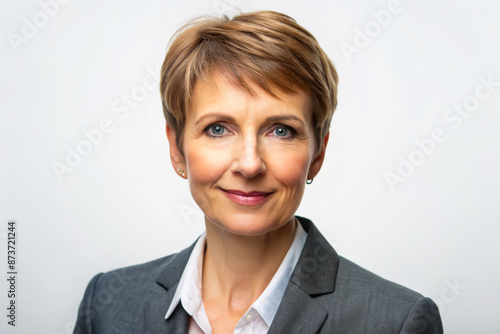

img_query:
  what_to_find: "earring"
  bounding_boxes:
[306,178,313,185]
[177,168,186,178]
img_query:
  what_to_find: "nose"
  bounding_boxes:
[231,135,266,178]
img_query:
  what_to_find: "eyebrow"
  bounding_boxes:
[266,115,305,124]
[194,113,305,126]
[194,113,235,126]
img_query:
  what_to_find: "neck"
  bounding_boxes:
[202,216,296,312]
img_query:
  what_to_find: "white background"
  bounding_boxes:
[1,0,499,333]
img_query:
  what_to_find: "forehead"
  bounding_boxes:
[187,71,312,122]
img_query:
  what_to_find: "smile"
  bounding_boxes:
[220,189,273,206]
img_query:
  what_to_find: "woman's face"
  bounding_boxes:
[167,72,328,236]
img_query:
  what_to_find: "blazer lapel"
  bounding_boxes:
[268,283,328,333]
[144,296,189,334]
[269,216,340,334]
[143,242,196,334]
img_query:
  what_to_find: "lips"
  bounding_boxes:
[220,189,272,206]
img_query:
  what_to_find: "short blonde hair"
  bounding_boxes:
[160,10,338,152]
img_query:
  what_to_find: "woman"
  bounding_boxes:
[74,11,443,334]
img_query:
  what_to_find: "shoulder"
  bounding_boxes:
[336,255,422,303]
[73,243,195,333]
[90,244,192,292]
[327,257,442,333]
[293,216,442,333]
[96,234,199,286]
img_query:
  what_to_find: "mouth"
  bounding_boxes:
[220,189,273,206]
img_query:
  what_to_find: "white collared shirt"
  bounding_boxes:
[165,220,308,334]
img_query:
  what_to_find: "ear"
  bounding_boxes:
[307,132,329,180]
[166,125,187,178]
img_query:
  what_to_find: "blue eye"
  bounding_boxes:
[274,126,288,137]
[207,124,226,137]
[273,125,295,138]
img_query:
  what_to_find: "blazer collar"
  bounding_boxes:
[290,216,339,295]
[268,216,340,333]
[143,240,198,333]
[156,241,197,291]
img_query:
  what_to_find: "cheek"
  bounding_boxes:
[185,146,230,187]
[267,148,312,186]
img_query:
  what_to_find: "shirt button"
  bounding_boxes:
[245,313,253,322]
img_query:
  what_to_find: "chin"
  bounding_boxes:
[207,212,293,237]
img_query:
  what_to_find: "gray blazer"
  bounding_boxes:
[74,216,443,333]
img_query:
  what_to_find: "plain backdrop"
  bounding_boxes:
[1,0,499,333]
